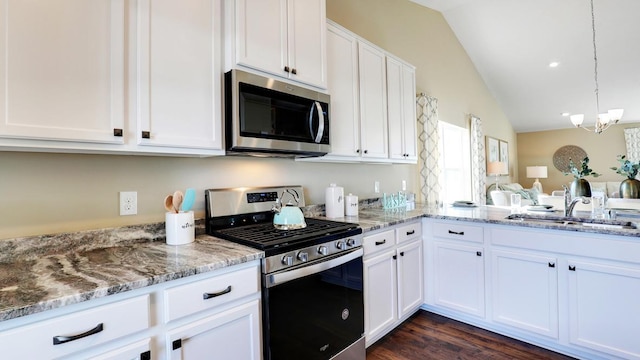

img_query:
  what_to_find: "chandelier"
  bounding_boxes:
[569,0,623,134]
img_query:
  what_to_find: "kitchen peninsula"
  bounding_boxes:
[1,205,639,359]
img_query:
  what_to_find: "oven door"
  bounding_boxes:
[263,248,364,360]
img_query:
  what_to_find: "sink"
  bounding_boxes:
[505,214,637,230]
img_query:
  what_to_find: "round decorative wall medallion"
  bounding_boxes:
[553,145,587,172]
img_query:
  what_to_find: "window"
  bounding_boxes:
[438,121,472,203]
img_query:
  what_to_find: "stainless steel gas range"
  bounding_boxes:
[205,186,365,360]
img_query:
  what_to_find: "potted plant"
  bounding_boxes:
[563,156,600,197]
[610,155,640,198]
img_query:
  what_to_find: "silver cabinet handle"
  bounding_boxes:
[203,285,232,300]
[53,323,104,345]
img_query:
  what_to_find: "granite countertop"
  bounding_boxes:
[0,223,263,323]
[2,203,639,324]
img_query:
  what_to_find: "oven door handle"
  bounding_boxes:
[265,248,363,288]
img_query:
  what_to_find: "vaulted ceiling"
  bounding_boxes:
[411,0,640,133]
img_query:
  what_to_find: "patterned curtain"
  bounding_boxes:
[470,115,486,205]
[624,128,640,162]
[417,94,440,207]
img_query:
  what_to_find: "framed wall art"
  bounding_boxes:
[486,136,499,163]
[499,140,509,171]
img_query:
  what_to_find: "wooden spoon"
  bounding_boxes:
[164,195,174,213]
[172,191,184,213]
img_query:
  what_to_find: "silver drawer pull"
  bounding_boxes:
[375,239,386,246]
[53,323,104,345]
[203,285,232,300]
[448,230,464,235]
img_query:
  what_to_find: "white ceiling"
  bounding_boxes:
[410,0,640,133]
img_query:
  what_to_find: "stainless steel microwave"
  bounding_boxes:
[224,70,330,157]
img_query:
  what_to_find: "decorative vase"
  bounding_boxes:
[570,178,591,198]
[620,178,640,199]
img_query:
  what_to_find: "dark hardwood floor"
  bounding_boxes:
[366,311,576,360]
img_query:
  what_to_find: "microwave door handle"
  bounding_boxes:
[308,101,325,143]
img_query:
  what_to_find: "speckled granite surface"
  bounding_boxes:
[0,221,263,322]
[2,202,639,324]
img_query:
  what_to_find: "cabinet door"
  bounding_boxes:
[325,23,360,157]
[287,0,327,88]
[358,42,388,159]
[388,57,417,162]
[136,0,223,152]
[567,260,640,359]
[167,299,261,360]
[397,241,424,319]
[491,250,558,339]
[433,241,485,317]
[363,249,397,345]
[0,0,125,144]
[234,0,287,77]
[401,63,417,161]
[88,339,151,360]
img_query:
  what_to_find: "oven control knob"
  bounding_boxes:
[336,240,346,250]
[317,246,328,255]
[281,255,294,266]
[347,238,356,247]
[297,251,309,262]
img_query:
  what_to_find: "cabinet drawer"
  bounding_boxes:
[431,222,483,243]
[164,265,259,322]
[363,229,396,256]
[396,222,421,244]
[0,295,149,359]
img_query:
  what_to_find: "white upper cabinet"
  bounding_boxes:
[230,0,327,89]
[0,0,126,145]
[135,0,223,153]
[325,23,360,158]
[358,41,388,160]
[302,21,416,164]
[387,56,417,163]
[0,0,225,156]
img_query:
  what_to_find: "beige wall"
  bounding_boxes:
[1,0,511,240]
[517,123,640,192]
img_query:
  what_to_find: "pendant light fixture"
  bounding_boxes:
[570,0,623,134]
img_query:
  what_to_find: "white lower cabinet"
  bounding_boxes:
[166,299,261,360]
[0,295,150,359]
[491,249,558,339]
[427,221,485,318]
[425,218,640,360]
[0,261,261,360]
[567,259,640,359]
[363,247,397,344]
[433,241,485,317]
[363,221,423,347]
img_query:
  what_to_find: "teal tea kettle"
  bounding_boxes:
[272,189,307,230]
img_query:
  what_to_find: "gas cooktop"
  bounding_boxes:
[210,217,361,256]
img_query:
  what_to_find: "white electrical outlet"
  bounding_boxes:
[402,180,407,191]
[119,191,137,216]
[374,181,380,193]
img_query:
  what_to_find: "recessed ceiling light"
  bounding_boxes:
[561,112,570,117]
[549,62,560,68]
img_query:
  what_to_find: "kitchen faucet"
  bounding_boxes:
[563,185,590,217]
